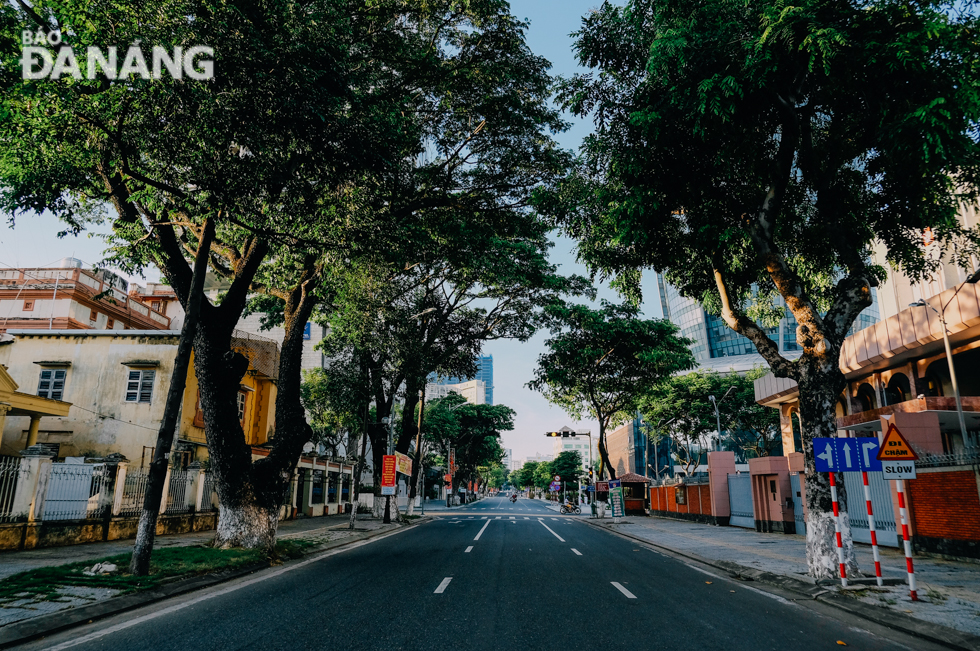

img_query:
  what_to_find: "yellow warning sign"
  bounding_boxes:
[876,423,919,461]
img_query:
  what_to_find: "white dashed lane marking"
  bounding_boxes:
[474,519,491,541]
[611,582,636,599]
[539,521,566,542]
[465,546,473,553]
[435,578,453,594]
[571,548,583,556]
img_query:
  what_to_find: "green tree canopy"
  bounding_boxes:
[528,301,695,479]
[547,0,980,578]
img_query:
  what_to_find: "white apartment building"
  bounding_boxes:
[424,379,486,405]
[552,433,597,473]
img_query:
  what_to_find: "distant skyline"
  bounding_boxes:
[0,0,663,464]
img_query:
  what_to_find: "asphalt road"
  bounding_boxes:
[20,497,942,651]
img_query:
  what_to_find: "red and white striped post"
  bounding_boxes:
[828,471,847,588]
[861,471,883,586]
[895,478,918,601]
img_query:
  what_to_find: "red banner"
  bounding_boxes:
[381,455,397,488]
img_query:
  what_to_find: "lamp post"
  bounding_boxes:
[643,417,677,481]
[708,386,736,453]
[910,298,969,442]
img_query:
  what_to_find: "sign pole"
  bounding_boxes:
[895,478,918,601]
[828,471,847,588]
[861,470,883,587]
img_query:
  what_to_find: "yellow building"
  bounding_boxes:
[0,329,278,464]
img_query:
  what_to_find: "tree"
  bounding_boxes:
[549,0,980,577]
[512,461,540,492]
[0,0,423,556]
[551,451,584,487]
[528,301,696,479]
[641,368,783,475]
[423,395,514,504]
[1,0,565,551]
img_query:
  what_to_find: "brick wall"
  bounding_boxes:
[908,470,980,542]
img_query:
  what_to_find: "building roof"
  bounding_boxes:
[7,329,181,337]
[615,472,651,484]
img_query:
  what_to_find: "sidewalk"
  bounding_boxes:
[0,513,398,630]
[589,514,980,639]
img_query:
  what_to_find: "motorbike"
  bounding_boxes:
[559,502,582,515]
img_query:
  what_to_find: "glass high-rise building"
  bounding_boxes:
[657,274,879,364]
[427,354,494,404]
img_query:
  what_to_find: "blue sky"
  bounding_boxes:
[0,0,661,463]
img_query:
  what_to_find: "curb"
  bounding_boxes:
[0,519,418,649]
[584,519,980,651]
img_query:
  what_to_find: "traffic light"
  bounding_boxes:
[588,469,594,481]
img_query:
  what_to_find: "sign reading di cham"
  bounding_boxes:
[381,455,397,496]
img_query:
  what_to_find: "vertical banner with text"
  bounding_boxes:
[381,455,397,496]
[608,479,625,518]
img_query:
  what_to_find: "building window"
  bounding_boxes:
[37,369,66,400]
[89,309,98,322]
[125,369,155,403]
[151,301,161,311]
[107,318,114,329]
[237,392,247,422]
[23,300,34,311]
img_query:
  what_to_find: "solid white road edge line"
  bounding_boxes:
[465,546,473,553]
[42,524,415,651]
[434,577,453,594]
[539,520,566,542]
[474,519,491,541]
[571,548,583,556]
[611,582,637,599]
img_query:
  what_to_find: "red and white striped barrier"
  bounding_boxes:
[828,471,847,588]
[861,470,883,587]
[895,478,918,601]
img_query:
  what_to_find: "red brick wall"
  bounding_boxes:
[908,471,980,541]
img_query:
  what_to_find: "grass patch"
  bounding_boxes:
[401,514,423,521]
[0,542,308,605]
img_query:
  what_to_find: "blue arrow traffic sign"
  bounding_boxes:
[814,438,836,472]
[813,437,883,472]
[856,437,882,472]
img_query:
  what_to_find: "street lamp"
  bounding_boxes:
[642,416,676,481]
[910,298,969,442]
[708,386,735,453]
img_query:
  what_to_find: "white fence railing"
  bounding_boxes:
[0,456,30,523]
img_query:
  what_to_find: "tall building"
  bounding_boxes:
[427,354,494,404]
[656,274,879,371]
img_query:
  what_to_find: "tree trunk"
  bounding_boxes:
[797,370,859,579]
[214,502,279,549]
[597,422,616,480]
[130,219,214,575]
[349,422,368,530]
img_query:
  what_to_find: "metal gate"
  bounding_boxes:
[790,473,806,536]
[727,474,754,528]
[843,471,898,547]
[42,462,97,521]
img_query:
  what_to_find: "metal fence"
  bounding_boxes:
[201,472,219,512]
[118,468,150,517]
[164,470,192,514]
[0,456,29,523]
[917,450,980,469]
[41,462,111,521]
